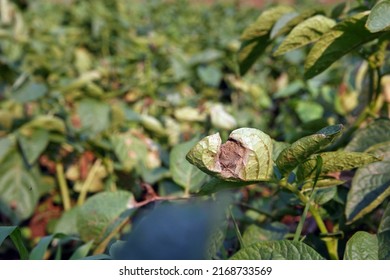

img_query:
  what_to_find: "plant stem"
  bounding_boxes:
[56,162,71,211]
[280,179,339,260]
[77,158,102,206]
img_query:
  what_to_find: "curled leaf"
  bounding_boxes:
[186,128,273,182]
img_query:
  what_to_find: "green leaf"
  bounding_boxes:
[0,226,29,260]
[69,240,94,260]
[271,8,322,38]
[29,235,55,260]
[276,124,343,175]
[17,128,49,165]
[304,12,384,79]
[272,140,290,162]
[274,15,336,56]
[53,206,80,236]
[186,128,273,182]
[0,136,14,163]
[378,202,390,259]
[346,141,390,223]
[76,98,110,135]
[0,152,40,224]
[170,137,208,192]
[270,12,299,39]
[25,115,66,134]
[197,65,222,87]
[239,6,295,75]
[12,81,47,103]
[242,223,289,246]
[295,100,324,123]
[344,231,378,260]
[77,191,133,244]
[110,132,148,172]
[297,151,380,180]
[198,178,253,195]
[230,240,324,260]
[345,119,390,152]
[366,0,390,33]
[140,115,167,137]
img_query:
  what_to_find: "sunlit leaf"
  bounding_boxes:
[366,0,390,33]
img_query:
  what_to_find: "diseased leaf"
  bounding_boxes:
[378,202,390,259]
[304,12,384,79]
[77,191,133,244]
[344,231,378,260]
[366,0,390,33]
[297,151,380,180]
[346,141,390,223]
[276,124,343,175]
[230,240,324,260]
[170,137,208,192]
[239,6,295,75]
[186,128,273,182]
[345,119,390,152]
[274,15,336,56]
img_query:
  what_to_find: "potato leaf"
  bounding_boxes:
[366,0,390,33]
[346,141,390,223]
[344,231,378,260]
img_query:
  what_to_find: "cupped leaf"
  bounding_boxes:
[304,12,384,79]
[77,191,134,244]
[276,124,343,175]
[170,137,209,192]
[346,141,390,223]
[230,240,324,260]
[297,151,380,180]
[344,231,378,260]
[378,202,390,259]
[366,0,390,33]
[345,118,390,152]
[186,128,273,182]
[274,15,336,56]
[239,6,295,75]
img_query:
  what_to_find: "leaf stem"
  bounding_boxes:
[77,158,102,206]
[280,179,339,259]
[56,162,71,211]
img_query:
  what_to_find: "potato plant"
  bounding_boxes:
[0,0,390,260]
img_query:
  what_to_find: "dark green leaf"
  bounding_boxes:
[170,137,208,192]
[0,226,29,260]
[346,141,390,223]
[77,191,133,244]
[344,231,378,260]
[230,240,324,260]
[378,202,390,259]
[345,119,390,152]
[304,12,384,79]
[29,235,55,260]
[274,15,335,56]
[239,6,295,75]
[276,124,343,175]
[366,0,390,33]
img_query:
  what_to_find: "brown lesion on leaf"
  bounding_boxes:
[218,138,247,179]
